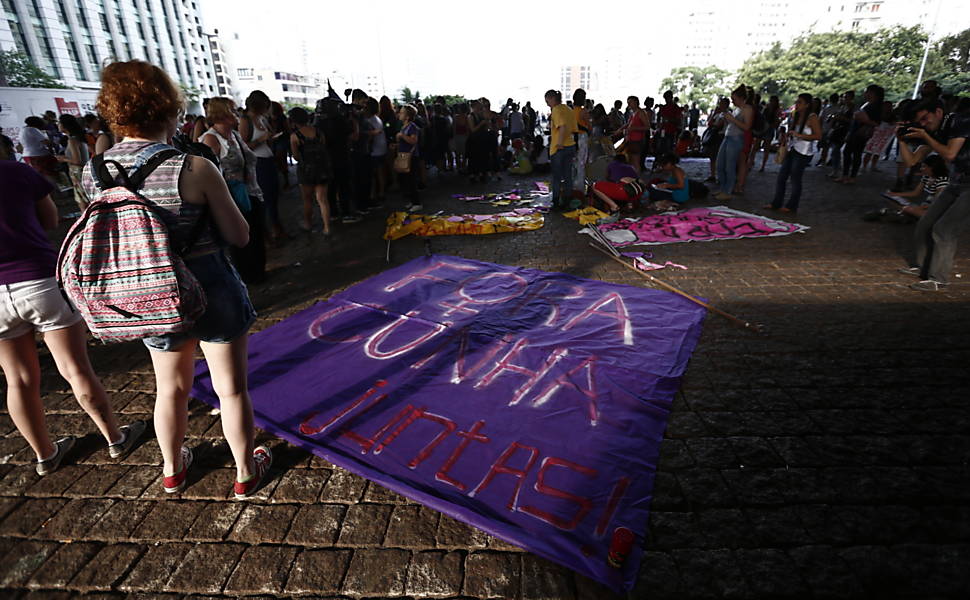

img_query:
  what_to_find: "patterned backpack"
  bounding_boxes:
[56,148,208,343]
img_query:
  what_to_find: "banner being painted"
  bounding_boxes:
[594,205,809,247]
[191,256,706,591]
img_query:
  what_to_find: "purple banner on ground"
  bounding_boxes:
[595,206,809,247]
[191,255,706,591]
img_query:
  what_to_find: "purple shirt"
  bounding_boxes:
[0,161,56,285]
[607,161,638,182]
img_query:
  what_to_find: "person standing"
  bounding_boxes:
[366,98,388,207]
[619,96,650,174]
[898,99,970,291]
[836,85,883,184]
[703,97,730,182]
[56,114,90,211]
[84,61,271,497]
[546,89,577,209]
[713,85,753,201]
[1,136,145,476]
[240,91,285,240]
[817,93,841,167]
[395,104,422,212]
[688,103,700,133]
[19,117,58,182]
[572,88,591,191]
[288,107,332,236]
[657,91,682,156]
[200,97,267,284]
[757,95,782,172]
[768,93,821,213]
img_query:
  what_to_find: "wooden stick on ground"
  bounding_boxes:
[589,242,765,333]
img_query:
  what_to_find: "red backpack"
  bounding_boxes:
[57,148,208,342]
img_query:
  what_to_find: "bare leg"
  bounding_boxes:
[300,185,314,230]
[593,188,620,212]
[760,141,770,171]
[315,184,331,235]
[0,332,54,460]
[149,342,197,475]
[43,322,121,444]
[200,336,255,482]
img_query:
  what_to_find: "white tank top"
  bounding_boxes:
[789,115,817,156]
[249,115,274,158]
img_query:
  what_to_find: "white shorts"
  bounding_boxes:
[0,277,82,340]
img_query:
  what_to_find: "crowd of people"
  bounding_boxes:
[1,58,968,489]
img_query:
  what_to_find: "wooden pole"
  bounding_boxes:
[589,242,764,333]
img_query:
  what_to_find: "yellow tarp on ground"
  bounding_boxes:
[384,211,545,240]
[563,206,612,225]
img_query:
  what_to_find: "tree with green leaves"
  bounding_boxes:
[0,50,67,88]
[925,27,970,96]
[399,86,421,104]
[659,65,733,111]
[738,26,930,102]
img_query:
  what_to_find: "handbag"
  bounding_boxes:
[394,124,414,173]
[226,179,252,213]
[775,141,788,164]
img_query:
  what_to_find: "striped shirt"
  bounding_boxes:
[921,175,948,204]
[81,140,218,259]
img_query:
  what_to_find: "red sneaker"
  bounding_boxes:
[162,446,193,493]
[233,446,273,499]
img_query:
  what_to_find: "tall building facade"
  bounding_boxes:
[0,0,218,92]
[560,65,593,99]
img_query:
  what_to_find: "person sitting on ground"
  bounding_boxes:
[591,154,643,213]
[0,133,147,476]
[508,138,532,175]
[675,129,692,156]
[864,154,949,223]
[530,137,550,174]
[647,152,689,211]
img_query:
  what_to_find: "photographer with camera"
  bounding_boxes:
[897,98,970,291]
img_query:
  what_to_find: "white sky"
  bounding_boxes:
[201,0,970,108]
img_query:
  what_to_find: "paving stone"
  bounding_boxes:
[736,548,808,598]
[25,541,101,589]
[787,545,864,598]
[521,553,576,600]
[68,543,146,591]
[675,469,736,507]
[0,541,59,586]
[160,542,245,594]
[178,466,233,500]
[342,548,410,596]
[285,503,345,547]
[130,500,206,541]
[85,500,154,541]
[103,465,158,498]
[117,543,192,591]
[463,552,521,599]
[0,498,68,537]
[631,551,683,598]
[24,465,91,497]
[62,464,129,497]
[363,480,412,504]
[0,466,40,496]
[35,498,115,540]
[671,549,748,599]
[436,514,488,549]
[224,544,300,595]
[384,504,440,548]
[685,438,739,469]
[405,550,463,597]
[270,468,329,503]
[574,572,625,600]
[720,468,787,505]
[657,439,695,470]
[742,507,813,546]
[227,503,299,544]
[283,548,353,595]
[319,466,366,503]
[336,503,393,546]
[183,501,244,542]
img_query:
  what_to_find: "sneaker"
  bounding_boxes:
[234,446,273,499]
[405,203,424,212]
[341,215,363,224]
[712,192,733,201]
[897,266,920,277]
[162,446,193,493]
[910,279,947,291]
[108,420,147,459]
[36,436,76,476]
[862,208,888,222]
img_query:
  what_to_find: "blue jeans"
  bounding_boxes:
[550,145,576,207]
[772,149,812,211]
[716,135,743,195]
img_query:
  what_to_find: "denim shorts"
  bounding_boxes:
[143,251,256,352]
[0,277,82,340]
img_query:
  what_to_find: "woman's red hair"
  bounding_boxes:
[96,60,183,138]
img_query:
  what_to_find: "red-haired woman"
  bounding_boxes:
[82,61,271,498]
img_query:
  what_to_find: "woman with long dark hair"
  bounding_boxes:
[240,90,285,240]
[768,93,821,213]
[836,84,883,184]
[56,114,90,211]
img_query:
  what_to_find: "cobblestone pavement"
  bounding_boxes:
[1,156,968,599]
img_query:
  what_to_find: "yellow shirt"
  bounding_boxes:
[573,106,590,133]
[550,104,577,155]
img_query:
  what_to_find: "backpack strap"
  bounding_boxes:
[127,148,182,190]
